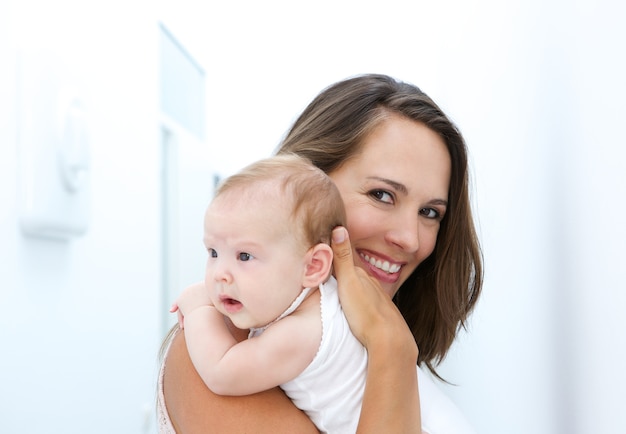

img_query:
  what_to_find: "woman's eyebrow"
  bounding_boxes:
[367,176,449,207]
[429,198,449,208]
[367,176,408,194]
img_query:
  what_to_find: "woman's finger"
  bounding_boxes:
[332,226,380,342]
[331,226,354,273]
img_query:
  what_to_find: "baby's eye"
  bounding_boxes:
[238,252,254,261]
[369,189,394,204]
[208,248,218,258]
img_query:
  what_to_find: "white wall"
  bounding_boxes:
[2,0,625,433]
[1,1,163,432]
[434,3,626,434]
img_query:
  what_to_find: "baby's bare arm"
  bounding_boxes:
[183,297,321,396]
[163,330,320,434]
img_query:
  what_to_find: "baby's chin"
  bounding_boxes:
[227,318,250,331]
[229,318,262,331]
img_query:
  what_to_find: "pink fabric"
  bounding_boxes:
[157,331,177,434]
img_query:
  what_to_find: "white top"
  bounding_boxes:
[254,277,366,433]
[157,277,476,433]
[418,367,477,434]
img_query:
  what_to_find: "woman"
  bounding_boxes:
[159,74,483,433]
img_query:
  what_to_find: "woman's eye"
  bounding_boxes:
[208,248,218,258]
[238,252,254,261]
[420,208,440,219]
[369,189,394,204]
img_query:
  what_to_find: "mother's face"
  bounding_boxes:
[329,114,451,298]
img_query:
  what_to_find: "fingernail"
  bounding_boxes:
[332,227,346,243]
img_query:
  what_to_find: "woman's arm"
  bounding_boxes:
[163,329,320,434]
[331,227,421,433]
[360,324,420,433]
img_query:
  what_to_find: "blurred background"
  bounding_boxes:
[1,0,625,432]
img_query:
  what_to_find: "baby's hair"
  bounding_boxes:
[214,154,347,248]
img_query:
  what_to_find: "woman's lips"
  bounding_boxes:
[359,252,401,273]
[358,251,402,284]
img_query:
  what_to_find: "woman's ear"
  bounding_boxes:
[302,243,333,288]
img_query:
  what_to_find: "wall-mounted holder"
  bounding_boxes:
[17,50,90,241]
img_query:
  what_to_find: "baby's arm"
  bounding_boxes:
[173,286,320,396]
[162,329,320,434]
[170,282,213,328]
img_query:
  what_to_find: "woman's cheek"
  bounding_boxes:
[344,202,377,240]
[418,228,438,263]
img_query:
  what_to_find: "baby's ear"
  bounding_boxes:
[302,243,333,288]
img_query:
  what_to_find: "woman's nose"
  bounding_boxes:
[385,211,420,253]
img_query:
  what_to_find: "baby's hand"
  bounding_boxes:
[170,282,212,329]
[169,302,185,329]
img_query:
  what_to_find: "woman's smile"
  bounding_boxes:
[358,251,404,285]
[359,252,402,274]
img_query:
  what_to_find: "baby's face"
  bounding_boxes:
[202,190,309,330]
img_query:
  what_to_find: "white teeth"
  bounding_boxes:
[361,254,401,274]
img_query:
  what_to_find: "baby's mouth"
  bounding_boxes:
[224,297,240,305]
[219,295,243,313]
[359,253,401,274]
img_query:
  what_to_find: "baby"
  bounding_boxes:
[171,154,368,433]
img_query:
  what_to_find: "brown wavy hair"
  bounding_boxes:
[276,73,483,375]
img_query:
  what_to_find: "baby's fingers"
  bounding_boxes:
[177,310,184,329]
[169,303,184,329]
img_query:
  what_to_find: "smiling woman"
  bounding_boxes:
[160,73,483,434]
[278,74,482,373]
[327,114,451,298]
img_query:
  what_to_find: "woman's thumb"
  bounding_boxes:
[331,226,354,271]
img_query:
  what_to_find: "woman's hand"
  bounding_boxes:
[331,226,421,433]
[330,226,415,351]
